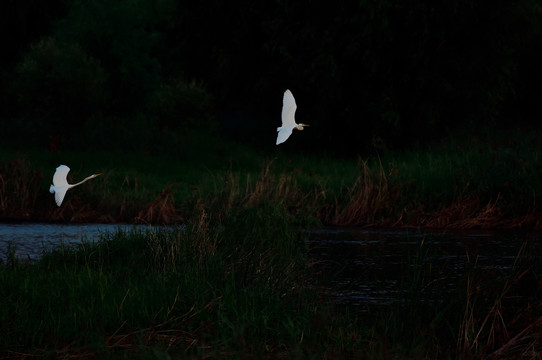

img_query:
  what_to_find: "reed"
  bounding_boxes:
[135,183,179,224]
[410,194,504,229]
[0,203,366,358]
[0,158,43,220]
[190,159,325,228]
[330,159,401,226]
[457,241,542,358]
[3,214,542,357]
[3,127,542,228]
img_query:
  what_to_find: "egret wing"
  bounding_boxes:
[281,90,297,127]
[54,187,69,206]
[53,165,70,187]
[276,126,294,145]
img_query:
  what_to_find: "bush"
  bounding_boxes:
[14,37,109,134]
[147,77,213,130]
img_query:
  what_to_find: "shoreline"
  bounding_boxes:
[1,205,541,231]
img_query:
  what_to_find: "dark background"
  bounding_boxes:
[1,0,541,156]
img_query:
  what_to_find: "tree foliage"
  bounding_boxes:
[1,0,541,154]
[15,37,108,129]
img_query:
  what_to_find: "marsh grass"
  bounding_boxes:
[193,159,326,229]
[2,213,542,358]
[409,194,504,229]
[2,127,542,228]
[0,158,43,220]
[457,240,542,359]
[135,183,179,224]
[2,129,542,357]
[330,159,401,226]
[0,204,366,358]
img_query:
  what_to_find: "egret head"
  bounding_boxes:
[296,123,309,131]
[92,173,103,178]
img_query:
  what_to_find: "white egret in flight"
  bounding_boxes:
[49,165,102,206]
[276,89,309,145]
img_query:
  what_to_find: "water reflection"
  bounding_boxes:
[0,223,149,262]
[308,228,541,307]
[1,223,540,308]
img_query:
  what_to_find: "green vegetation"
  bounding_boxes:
[0,205,356,358]
[2,201,542,358]
[2,0,542,154]
[2,127,542,229]
[2,1,542,357]
[2,126,542,358]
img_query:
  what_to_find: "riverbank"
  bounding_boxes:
[3,127,542,357]
[2,203,542,358]
[0,206,362,358]
[2,128,542,230]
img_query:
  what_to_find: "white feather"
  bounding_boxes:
[54,188,69,207]
[50,165,71,206]
[52,165,70,188]
[281,89,297,127]
[276,127,294,145]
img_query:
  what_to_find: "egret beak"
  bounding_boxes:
[95,173,103,177]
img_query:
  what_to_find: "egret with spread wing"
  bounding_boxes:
[276,89,309,145]
[49,165,102,206]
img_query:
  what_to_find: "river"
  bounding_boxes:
[1,223,540,307]
[308,227,541,307]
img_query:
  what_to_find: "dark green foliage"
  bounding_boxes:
[2,0,542,154]
[53,0,165,112]
[14,37,109,130]
[0,206,354,357]
[147,77,213,130]
[2,126,542,227]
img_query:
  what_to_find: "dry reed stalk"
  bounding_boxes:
[213,160,308,217]
[504,211,542,230]
[244,159,273,207]
[205,169,243,221]
[32,306,210,359]
[0,173,7,211]
[242,159,301,208]
[412,195,503,229]
[222,169,241,214]
[458,274,477,357]
[0,158,42,220]
[148,207,216,270]
[332,160,399,226]
[192,209,219,264]
[245,173,300,207]
[458,244,542,358]
[105,297,222,356]
[135,183,178,224]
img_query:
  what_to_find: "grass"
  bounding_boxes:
[3,127,542,229]
[0,205,365,358]
[2,181,542,357]
[456,239,542,359]
[4,212,541,358]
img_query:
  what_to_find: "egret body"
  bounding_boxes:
[49,165,102,206]
[276,89,309,145]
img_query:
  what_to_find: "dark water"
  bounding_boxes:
[308,228,542,307]
[0,223,151,262]
[1,223,540,307]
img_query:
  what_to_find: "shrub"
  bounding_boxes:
[14,37,109,134]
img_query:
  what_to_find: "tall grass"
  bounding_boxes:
[330,159,401,226]
[2,129,542,357]
[2,127,542,228]
[1,204,362,358]
[0,158,43,220]
[2,209,542,357]
[457,240,542,359]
